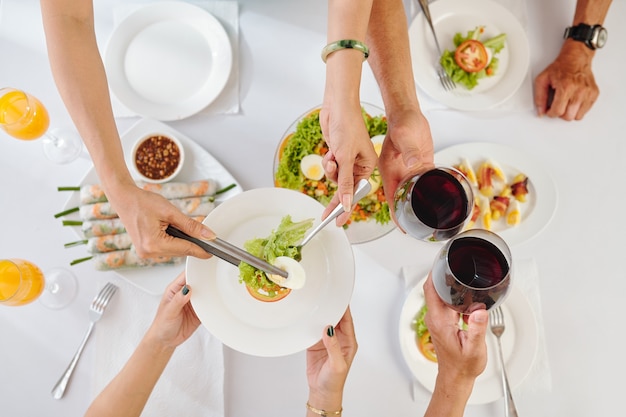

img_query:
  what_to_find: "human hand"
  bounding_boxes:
[534,42,599,121]
[110,184,215,259]
[146,272,200,350]
[306,307,358,411]
[319,102,378,226]
[378,108,434,224]
[423,274,488,385]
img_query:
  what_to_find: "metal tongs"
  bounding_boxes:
[166,225,289,278]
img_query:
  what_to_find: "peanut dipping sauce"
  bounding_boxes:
[134,135,181,180]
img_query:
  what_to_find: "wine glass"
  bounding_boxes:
[393,166,474,241]
[0,87,83,164]
[431,229,512,314]
[0,258,78,309]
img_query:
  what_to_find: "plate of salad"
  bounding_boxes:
[186,187,354,357]
[408,0,530,110]
[398,276,538,404]
[273,103,395,244]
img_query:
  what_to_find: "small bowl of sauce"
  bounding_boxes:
[132,133,184,183]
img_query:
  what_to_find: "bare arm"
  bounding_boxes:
[40,0,131,191]
[367,0,434,223]
[40,0,215,258]
[422,275,488,417]
[320,0,377,225]
[534,0,612,120]
[85,273,200,417]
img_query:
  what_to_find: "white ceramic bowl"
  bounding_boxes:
[131,132,185,183]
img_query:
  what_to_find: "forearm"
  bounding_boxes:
[325,0,374,106]
[423,374,475,417]
[366,0,421,119]
[41,0,134,194]
[85,330,175,417]
[560,0,612,64]
[572,0,612,24]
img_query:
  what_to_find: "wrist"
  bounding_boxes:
[307,390,343,415]
[143,325,178,356]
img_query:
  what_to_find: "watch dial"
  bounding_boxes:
[597,28,608,48]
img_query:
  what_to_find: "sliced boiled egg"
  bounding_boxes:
[268,256,306,290]
[370,135,385,156]
[300,154,325,181]
[366,135,386,196]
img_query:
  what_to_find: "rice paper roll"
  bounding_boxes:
[86,233,133,254]
[78,179,218,205]
[92,247,184,270]
[80,218,127,238]
[79,196,214,221]
[78,216,206,238]
[168,196,216,216]
[79,202,117,220]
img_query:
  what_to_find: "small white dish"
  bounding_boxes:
[131,132,185,184]
[104,1,233,120]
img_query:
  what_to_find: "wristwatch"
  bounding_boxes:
[563,23,608,50]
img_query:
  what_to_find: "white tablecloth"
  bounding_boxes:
[1,0,626,416]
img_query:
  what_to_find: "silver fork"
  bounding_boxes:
[416,0,456,91]
[51,282,118,399]
[489,306,519,417]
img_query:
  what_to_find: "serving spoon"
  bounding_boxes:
[292,178,371,261]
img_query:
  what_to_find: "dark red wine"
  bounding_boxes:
[432,235,511,312]
[449,237,509,288]
[412,169,469,230]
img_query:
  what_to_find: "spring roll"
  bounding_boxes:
[79,196,215,221]
[75,216,207,238]
[92,247,184,271]
[77,179,218,205]
[86,233,133,254]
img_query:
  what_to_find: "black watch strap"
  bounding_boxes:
[564,23,601,50]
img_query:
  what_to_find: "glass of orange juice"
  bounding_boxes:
[0,259,78,309]
[0,87,82,164]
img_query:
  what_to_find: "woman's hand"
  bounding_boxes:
[110,184,216,259]
[306,307,358,412]
[319,102,378,226]
[146,272,201,350]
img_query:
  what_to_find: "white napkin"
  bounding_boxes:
[401,257,552,403]
[92,275,225,417]
[109,0,240,118]
[406,0,535,114]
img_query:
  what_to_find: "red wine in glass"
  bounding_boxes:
[394,167,474,241]
[432,229,512,314]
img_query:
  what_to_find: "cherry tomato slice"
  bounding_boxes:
[454,40,489,73]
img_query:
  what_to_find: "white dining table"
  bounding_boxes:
[1,0,625,416]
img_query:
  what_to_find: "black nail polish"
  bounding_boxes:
[327,325,335,337]
[182,285,189,295]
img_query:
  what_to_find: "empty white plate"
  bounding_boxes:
[105,1,232,120]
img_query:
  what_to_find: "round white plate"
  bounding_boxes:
[273,102,396,244]
[435,142,557,246]
[61,118,241,295]
[409,0,530,110]
[104,1,232,120]
[399,277,538,404]
[186,188,355,357]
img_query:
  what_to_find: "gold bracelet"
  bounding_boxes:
[306,402,342,416]
[321,39,369,63]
